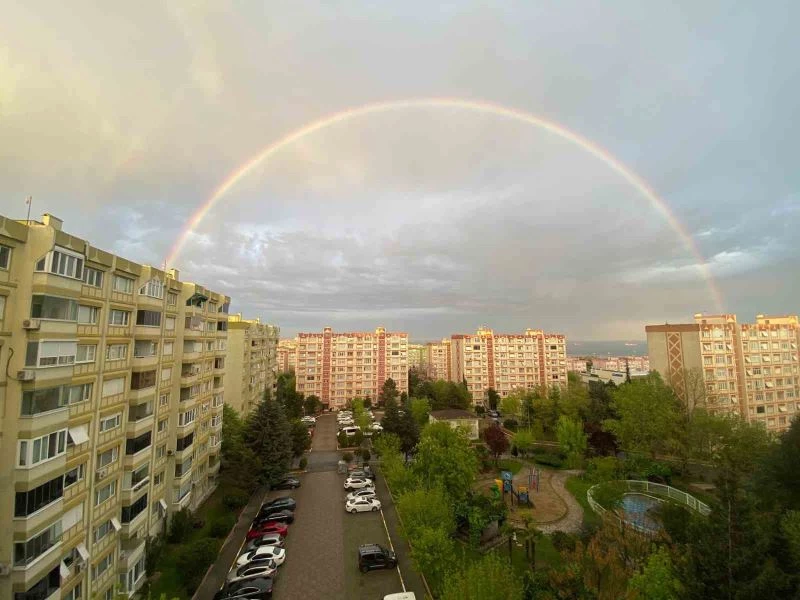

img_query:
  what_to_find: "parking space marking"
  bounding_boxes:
[379,508,406,593]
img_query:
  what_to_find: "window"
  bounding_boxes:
[126,431,152,455]
[15,567,60,600]
[102,377,125,397]
[0,244,10,269]
[77,305,99,324]
[26,340,77,367]
[156,444,166,459]
[83,267,103,288]
[134,339,158,357]
[139,279,164,299]
[112,274,134,293]
[14,475,64,517]
[67,383,92,404]
[131,370,156,390]
[122,493,148,523]
[159,393,170,407]
[165,316,176,330]
[175,457,193,477]
[161,367,172,381]
[63,464,85,488]
[93,551,113,579]
[18,430,67,467]
[158,418,169,433]
[30,295,78,320]
[76,344,96,363]
[126,555,147,592]
[63,582,82,600]
[178,408,197,426]
[14,521,62,566]
[97,446,119,468]
[35,247,84,280]
[109,309,130,326]
[163,341,174,356]
[106,343,128,360]
[94,481,117,506]
[99,413,121,433]
[176,432,193,451]
[21,386,68,416]
[167,292,177,306]
[136,309,162,327]
[154,471,164,486]
[93,519,114,543]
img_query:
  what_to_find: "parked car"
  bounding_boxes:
[487,410,501,419]
[237,546,286,567]
[346,488,377,502]
[253,510,294,526]
[301,415,316,424]
[216,577,274,599]
[226,562,278,584]
[273,477,301,490]
[370,423,384,432]
[261,497,296,511]
[358,544,397,573]
[258,502,295,517]
[244,534,285,552]
[348,467,375,480]
[344,477,373,490]
[340,426,360,436]
[346,497,382,513]
[246,523,288,540]
[384,594,417,600]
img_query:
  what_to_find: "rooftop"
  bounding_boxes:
[430,409,476,420]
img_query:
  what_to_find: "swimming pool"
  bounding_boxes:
[620,493,663,532]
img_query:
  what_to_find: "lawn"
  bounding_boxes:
[564,476,602,529]
[497,458,524,475]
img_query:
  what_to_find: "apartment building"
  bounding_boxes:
[0,213,229,600]
[426,339,452,381]
[647,313,800,432]
[224,314,279,416]
[294,327,408,408]
[407,344,426,371]
[450,327,568,405]
[276,339,297,373]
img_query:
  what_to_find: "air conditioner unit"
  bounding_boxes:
[22,319,40,330]
[96,468,108,480]
[166,450,174,456]
[17,370,35,382]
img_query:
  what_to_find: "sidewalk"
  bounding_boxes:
[192,486,269,600]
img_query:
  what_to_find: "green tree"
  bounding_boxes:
[220,404,259,492]
[604,373,680,458]
[627,547,683,600]
[351,397,371,431]
[500,391,522,418]
[556,416,588,468]
[440,553,524,600]
[289,419,311,457]
[398,407,421,455]
[397,486,456,535]
[379,377,399,406]
[512,428,535,458]
[412,422,478,502]
[303,394,321,416]
[487,387,500,410]
[175,538,219,592]
[243,390,293,485]
[276,371,303,420]
[381,395,403,438]
[410,526,456,594]
[410,397,431,426]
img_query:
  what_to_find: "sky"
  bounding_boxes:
[1,1,798,341]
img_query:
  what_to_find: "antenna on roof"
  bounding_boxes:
[25,196,32,225]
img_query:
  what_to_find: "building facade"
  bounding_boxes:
[426,339,452,381]
[407,344,426,371]
[294,327,408,408]
[0,214,229,600]
[276,339,297,373]
[450,327,568,405]
[224,314,279,416]
[647,313,800,432]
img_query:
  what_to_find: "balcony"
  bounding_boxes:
[12,498,64,538]
[121,509,148,539]
[208,461,220,476]
[18,408,69,437]
[32,271,83,295]
[128,386,156,403]
[132,353,159,369]
[180,369,200,387]
[119,537,146,569]
[15,456,67,488]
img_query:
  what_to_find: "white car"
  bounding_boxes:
[301,416,316,423]
[346,488,377,502]
[236,546,286,567]
[344,477,373,490]
[226,562,277,584]
[346,497,382,513]
[370,423,384,432]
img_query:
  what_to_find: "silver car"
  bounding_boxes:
[226,561,277,584]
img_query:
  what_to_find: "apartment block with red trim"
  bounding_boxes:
[450,327,568,405]
[647,313,800,433]
[294,327,408,408]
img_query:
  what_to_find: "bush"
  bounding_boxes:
[145,536,164,576]
[361,448,371,462]
[585,456,624,483]
[342,452,354,463]
[591,481,626,511]
[210,514,236,538]
[550,531,577,553]
[337,430,364,447]
[299,456,308,470]
[533,453,564,469]
[167,508,193,543]
[222,490,250,511]
[503,419,519,431]
[475,405,486,416]
[175,538,219,592]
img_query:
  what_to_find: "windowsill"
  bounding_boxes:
[13,497,63,521]
[95,496,117,510]
[20,406,69,418]
[17,454,65,470]
[13,539,62,571]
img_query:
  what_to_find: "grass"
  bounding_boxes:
[497,458,524,475]
[148,488,230,600]
[564,476,602,529]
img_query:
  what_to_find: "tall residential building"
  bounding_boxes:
[0,213,229,600]
[294,327,408,408]
[426,339,452,381]
[276,339,297,373]
[647,313,800,432]
[450,327,568,405]
[407,344,426,371]
[224,314,279,416]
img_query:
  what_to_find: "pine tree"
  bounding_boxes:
[243,389,293,486]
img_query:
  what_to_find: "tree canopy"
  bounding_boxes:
[412,422,478,502]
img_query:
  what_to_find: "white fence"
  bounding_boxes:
[587,479,711,534]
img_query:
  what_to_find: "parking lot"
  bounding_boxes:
[207,411,422,600]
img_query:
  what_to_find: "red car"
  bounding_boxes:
[246,522,289,540]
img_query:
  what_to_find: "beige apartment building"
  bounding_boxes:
[224,314,279,416]
[647,313,800,432]
[426,338,452,381]
[0,213,229,600]
[407,344,426,371]
[450,327,568,404]
[276,338,297,373]
[294,327,409,408]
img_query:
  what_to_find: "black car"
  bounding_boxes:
[244,534,285,552]
[257,504,295,519]
[252,509,294,526]
[215,577,274,599]
[261,497,296,511]
[273,477,300,490]
[357,543,397,573]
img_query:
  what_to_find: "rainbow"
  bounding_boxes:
[166,97,724,311]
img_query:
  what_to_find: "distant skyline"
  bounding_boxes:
[1,2,798,340]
